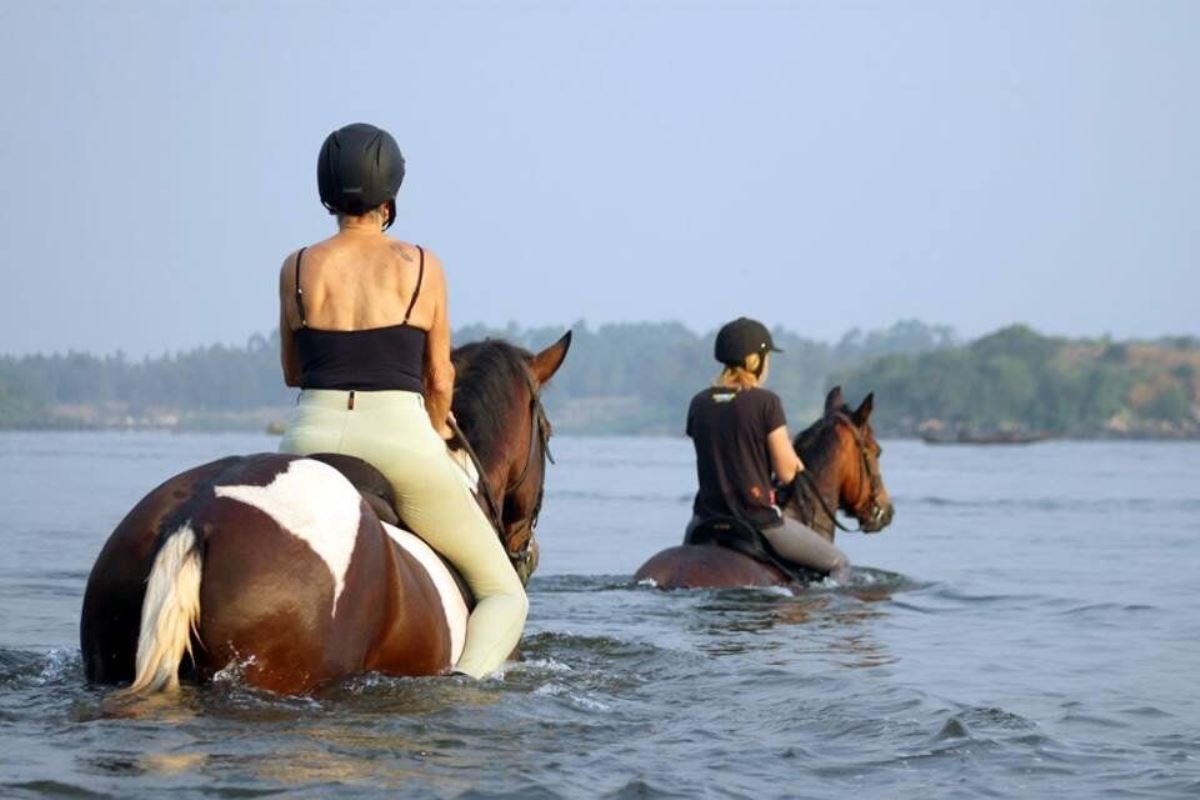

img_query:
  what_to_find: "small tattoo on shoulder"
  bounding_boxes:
[393,242,414,262]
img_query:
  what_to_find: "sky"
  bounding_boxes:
[0,1,1196,357]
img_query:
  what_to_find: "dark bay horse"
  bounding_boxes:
[634,387,894,590]
[80,333,571,696]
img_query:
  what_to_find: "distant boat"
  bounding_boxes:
[265,420,286,435]
[921,427,1053,445]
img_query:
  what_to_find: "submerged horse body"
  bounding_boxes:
[80,335,570,695]
[634,387,894,590]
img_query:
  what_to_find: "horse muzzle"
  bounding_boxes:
[861,503,895,533]
[511,539,539,586]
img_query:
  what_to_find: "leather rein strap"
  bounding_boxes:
[799,469,855,534]
[448,416,506,536]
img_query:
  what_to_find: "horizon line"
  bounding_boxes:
[3,319,1198,362]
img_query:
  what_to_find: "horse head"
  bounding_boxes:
[791,386,894,535]
[450,331,572,584]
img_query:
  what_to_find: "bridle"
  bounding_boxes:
[797,411,887,535]
[448,366,552,583]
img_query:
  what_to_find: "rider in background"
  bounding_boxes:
[277,123,526,678]
[686,317,852,582]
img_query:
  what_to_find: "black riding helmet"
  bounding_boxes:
[714,317,782,371]
[317,123,405,230]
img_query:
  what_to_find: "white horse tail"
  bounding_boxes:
[123,524,203,695]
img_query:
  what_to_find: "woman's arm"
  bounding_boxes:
[767,425,805,485]
[278,254,302,387]
[423,253,455,438]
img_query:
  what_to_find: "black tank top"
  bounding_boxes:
[292,245,428,393]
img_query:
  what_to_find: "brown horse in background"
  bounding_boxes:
[80,333,570,696]
[634,387,894,589]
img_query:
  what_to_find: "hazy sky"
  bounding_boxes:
[1,1,1196,357]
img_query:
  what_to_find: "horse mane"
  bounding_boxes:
[451,339,534,470]
[792,404,850,472]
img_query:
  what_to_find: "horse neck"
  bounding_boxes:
[832,427,868,510]
[795,424,855,532]
[480,384,538,504]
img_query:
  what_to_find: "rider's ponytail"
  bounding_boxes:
[716,352,767,390]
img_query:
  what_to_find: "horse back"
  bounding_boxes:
[633,544,788,589]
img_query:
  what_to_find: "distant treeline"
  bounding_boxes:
[835,325,1200,439]
[2,321,1197,437]
[0,320,953,433]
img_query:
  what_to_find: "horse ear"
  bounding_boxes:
[824,386,844,415]
[530,331,572,386]
[852,392,875,426]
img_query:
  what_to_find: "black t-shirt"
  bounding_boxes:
[686,386,788,527]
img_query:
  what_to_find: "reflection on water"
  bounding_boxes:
[689,570,903,669]
[250,747,453,791]
[135,751,208,777]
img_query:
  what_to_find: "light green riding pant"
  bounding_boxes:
[279,389,527,678]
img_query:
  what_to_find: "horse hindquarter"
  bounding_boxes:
[83,456,386,694]
[81,456,241,685]
[634,545,787,589]
[124,524,203,693]
[85,454,467,694]
[194,457,401,693]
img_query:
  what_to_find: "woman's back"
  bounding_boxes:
[283,234,437,334]
[687,386,785,527]
[281,230,447,394]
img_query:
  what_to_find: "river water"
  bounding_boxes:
[1,432,1197,798]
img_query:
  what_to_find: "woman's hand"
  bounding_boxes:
[437,411,457,441]
[767,425,803,485]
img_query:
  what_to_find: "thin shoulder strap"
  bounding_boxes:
[293,248,308,327]
[402,245,425,324]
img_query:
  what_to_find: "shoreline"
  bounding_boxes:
[2,423,1197,442]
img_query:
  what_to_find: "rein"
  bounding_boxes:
[798,470,855,534]
[448,416,506,536]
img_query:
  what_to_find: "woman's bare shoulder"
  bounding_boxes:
[389,239,441,262]
[278,237,340,282]
[277,248,302,291]
[390,240,445,280]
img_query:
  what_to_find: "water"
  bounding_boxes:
[1,432,1198,798]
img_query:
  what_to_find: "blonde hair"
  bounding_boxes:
[716,352,767,389]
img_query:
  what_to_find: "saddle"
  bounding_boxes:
[308,453,404,526]
[684,515,824,584]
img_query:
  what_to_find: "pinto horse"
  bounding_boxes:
[80,333,571,695]
[634,387,894,589]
